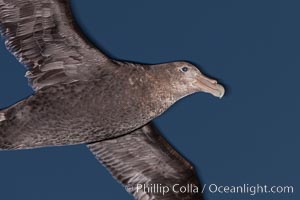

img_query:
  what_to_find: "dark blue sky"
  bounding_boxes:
[0,0,299,199]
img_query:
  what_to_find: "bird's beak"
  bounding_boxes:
[193,74,225,99]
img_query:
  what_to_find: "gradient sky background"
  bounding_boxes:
[0,0,299,199]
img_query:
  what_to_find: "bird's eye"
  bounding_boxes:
[181,66,189,72]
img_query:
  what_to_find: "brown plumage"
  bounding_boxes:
[0,0,225,199]
[88,124,204,200]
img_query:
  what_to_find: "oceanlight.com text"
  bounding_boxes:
[205,183,294,195]
[125,183,294,196]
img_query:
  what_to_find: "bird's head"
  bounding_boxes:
[152,61,225,101]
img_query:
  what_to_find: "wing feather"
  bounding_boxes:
[87,123,204,200]
[0,0,112,90]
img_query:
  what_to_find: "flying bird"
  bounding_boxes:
[0,0,225,199]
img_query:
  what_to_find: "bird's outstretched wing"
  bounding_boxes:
[0,0,112,90]
[87,123,204,200]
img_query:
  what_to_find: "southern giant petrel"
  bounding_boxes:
[0,0,225,199]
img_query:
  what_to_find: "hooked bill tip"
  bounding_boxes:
[218,84,225,99]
